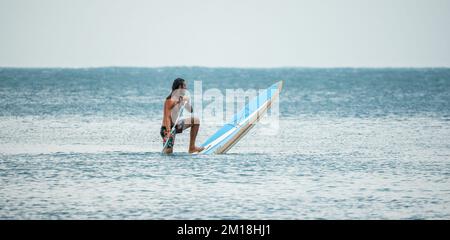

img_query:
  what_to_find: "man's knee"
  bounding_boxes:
[164,148,173,154]
[190,117,200,125]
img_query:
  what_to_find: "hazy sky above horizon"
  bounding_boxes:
[1,0,449,68]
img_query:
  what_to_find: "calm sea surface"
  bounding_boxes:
[1,67,449,219]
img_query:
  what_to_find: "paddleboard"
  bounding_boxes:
[198,81,283,154]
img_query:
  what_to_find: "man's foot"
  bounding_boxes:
[188,146,205,153]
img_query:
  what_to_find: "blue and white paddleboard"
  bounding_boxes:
[198,81,283,154]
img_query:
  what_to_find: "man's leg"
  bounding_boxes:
[162,133,175,154]
[182,117,204,153]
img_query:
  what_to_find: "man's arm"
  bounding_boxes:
[163,99,174,136]
[182,96,193,113]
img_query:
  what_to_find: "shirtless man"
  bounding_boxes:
[161,78,204,154]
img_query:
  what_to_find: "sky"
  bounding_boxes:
[1,0,449,68]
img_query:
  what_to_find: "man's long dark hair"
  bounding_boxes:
[166,78,186,99]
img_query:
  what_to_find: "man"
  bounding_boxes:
[161,78,204,154]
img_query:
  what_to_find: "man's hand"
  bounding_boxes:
[178,95,189,104]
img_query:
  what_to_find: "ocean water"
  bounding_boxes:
[0,67,449,219]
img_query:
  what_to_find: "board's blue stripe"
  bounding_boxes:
[200,82,280,154]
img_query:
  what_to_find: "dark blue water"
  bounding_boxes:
[1,67,449,219]
[1,67,449,117]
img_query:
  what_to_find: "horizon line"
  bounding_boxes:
[1,65,450,70]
